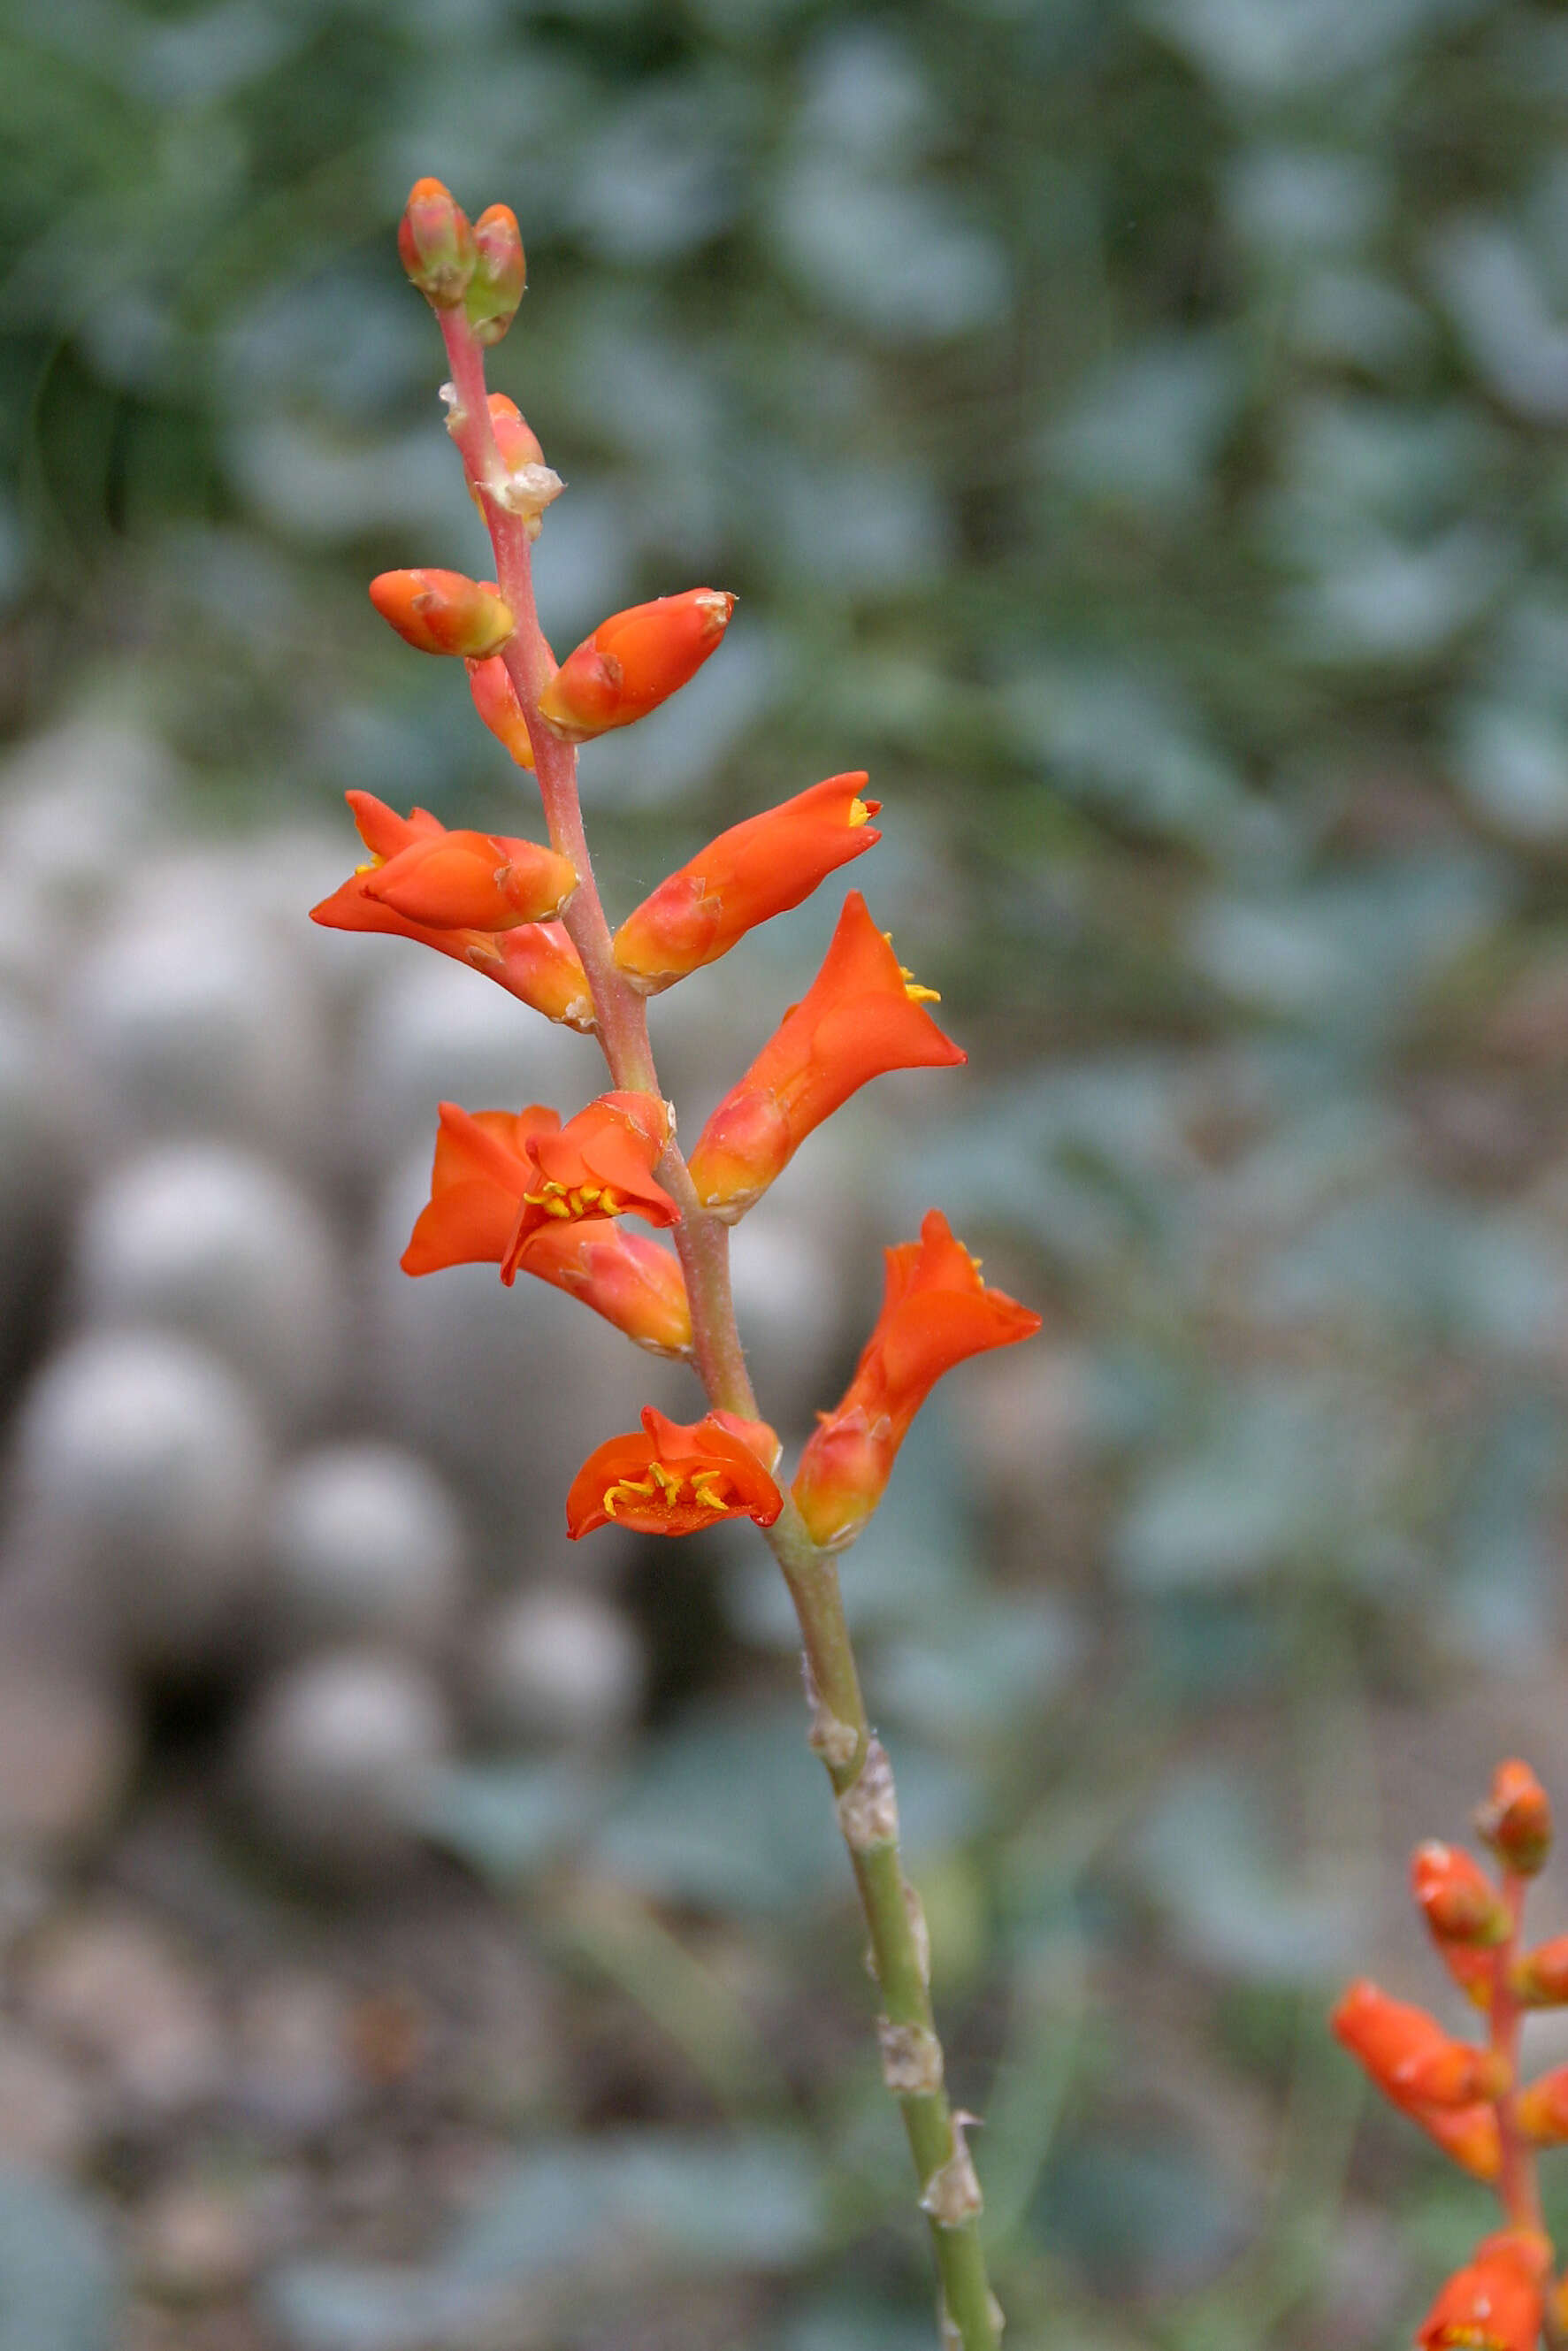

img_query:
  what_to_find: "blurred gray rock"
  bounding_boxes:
[236,1649,455,1880]
[233,1971,356,2140]
[0,2031,96,2171]
[473,1586,645,1750]
[10,1329,272,1673]
[265,1443,466,1654]
[21,1910,226,2119]
[134,2179,261,2304]
[68,1144,348,1428]
[0,718,177,913]
[0,1647,137,1852]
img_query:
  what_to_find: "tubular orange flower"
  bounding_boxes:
[500,1091,677,1278]
[792,1209,1043,1552]
[687,892,967,1221]
[310,793,594,1030]
[1478,1759,1554,1877]
[612,772,883,993]
[363,825,575,931]
[567,1405,783,1539]
[536,588,735,743]
[401,1103,692,1354]
[369,569,515,659]
[1330,1980,1510,2110]
[1417,2230,1549,2349]
[465,204,524,344]
[398,176,475,308]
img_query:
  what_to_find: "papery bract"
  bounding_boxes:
[687,892,966,1220]
[613,772,883,993]
[500,1091,677,1277]
[310,793,593,1030]
[1417,2229,1549,2349]
[792,1208,1042,1551]
[370,568,515,659]
[536,589,735,742]
[567,1405,782,1539]
[402,1102,692,1354]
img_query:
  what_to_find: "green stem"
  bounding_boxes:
[440,303,1001,2351]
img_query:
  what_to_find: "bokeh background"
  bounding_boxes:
[4,0,1568,2343]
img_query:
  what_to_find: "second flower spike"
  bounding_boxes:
[613,773,883,992]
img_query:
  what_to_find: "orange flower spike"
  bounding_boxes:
[612,773,883,994]
[369,568,515,659]
[1417,2229,1550,2350]
[310,795,594,1031]
[536,588,736,743]
[397,177,475,309]
[687,892,967,1221]
[362,826,576,932]
[1477,1759,1554,1877]
[501,1091,677,1278]
[1330,1980,1510,2110]
[1411,1842,1511,1948]
[567,1405,783,1540]
[465,204,525,345]
[465,656,536,770]
[792,1209,1043,1552]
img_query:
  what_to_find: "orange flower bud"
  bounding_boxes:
[363,825,575,931]
[369,569,515,659]
[612,773,883,993]
[687,892,966,1220]
[310,794,594,1030]
[465,203,525,345]
[566,1405,783,1540]
[486,393,544,475]
[1411,1842,1510,1948]
[1330,1980,1509,2111]
[792,1209,1042,1551]
[465,655,536,769]
[1477,1759,1553,1877]
[499,1091,677,1278]
[1513,1934,1568,2007]
[536,589,735,743]
[401,1103,692,1356]
[1417,2229,1549,2349]
[397,177,476,309]
[1515,2064,1568,2145]
[1415,2102,1503,2181]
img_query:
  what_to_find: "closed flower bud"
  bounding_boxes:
[1411,1842,1510,1948]
[465,203,524,344]
[1477,1759,1553,1877]
[1330,1980,1510,2111]
[537,589,735,743]
[369,569,515,660]
[1515,2064,1568,2145]
[1418,2229,1549,2349]
[486,393,543,474]
[361,825,575,931]
[397,177,475,309]
[465,655,535,769]
[1513,1934,1568,2007]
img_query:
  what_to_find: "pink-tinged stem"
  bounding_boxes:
[435,302,1001,2351]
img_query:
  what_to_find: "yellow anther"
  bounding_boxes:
[690,1472,730,1512]
[880,930,940,1004]
[601,1473,660,1519]
[523,1180,567,1206]
[648,1462,685,1498]
[598,1188,623,1215]
[849,798,872,828]
[542,1196,571,1218]
[578,1185,601,1206]
[567,1189,588,1214]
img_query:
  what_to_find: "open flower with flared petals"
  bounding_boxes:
[687,892,966,1221]
[792,1209,1041,1551]
[310,793,594,1030]
[612,772,882,993]
[401,1102,691,1355]
[1417,2230,1550,2349]
[537,589,734,742]
[567,1406,782,1539]
[500,1091,676,1278]
[1331,1980,1510,2111]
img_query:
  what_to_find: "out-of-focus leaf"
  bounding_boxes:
[1134,1763,1353,1980]
[415,1758,599,1885]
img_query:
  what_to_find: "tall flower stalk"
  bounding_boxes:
[317,179,1040,2350]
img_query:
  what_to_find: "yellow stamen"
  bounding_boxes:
[541,1196,571,1218]
[690,1471,730,1512]
[601,1472,660,1519]
[849,798,872,828]
[598,1188,623,1215]
[648,1462,685,1498]
[523,1180,567,1206]
[881,930,940,1004]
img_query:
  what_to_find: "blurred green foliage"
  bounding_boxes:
[9,0,1568,2344]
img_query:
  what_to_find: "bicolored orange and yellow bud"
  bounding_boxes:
[566,1405,782,1539]
[370,569,515,659]
[362,824,574,931]
[1412,1842,1511,1948]
[401,1102,692,1355]
[792,1209,1041,1552]
[1515,2064,1568,2145]
[1417,2229,1549,2350]
[1513,1934,1568,2007]
[612,773,883,994]
[1330,1980,1509,2112]
[466,655,536,769]
[465,203,524,344]
[1478,1759,1553,1877]
[1416,2102,1503,2181]
[500,1091,676,1278]
[397,177,475,309]
[687,892,966,1220]
[536,589,735,743]
[310,793,594,1031]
